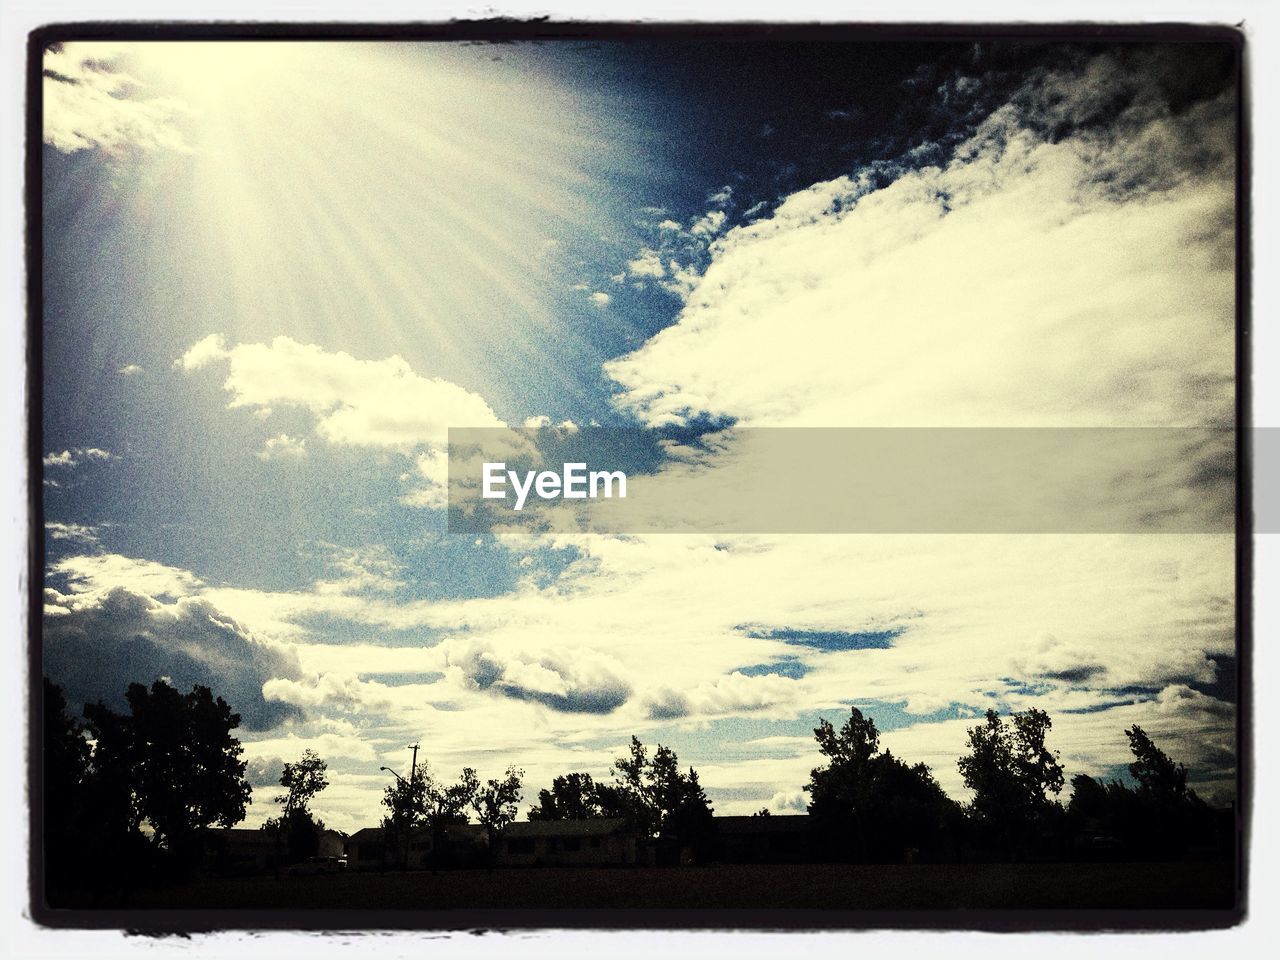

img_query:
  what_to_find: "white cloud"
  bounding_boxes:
[179,335,506,508]
[179,335,503,449]
[626,247,666,279]
[437,637,632,715]
[606,66,1233,431]
[43,42,191,155]
[646,671,802,720]
[590,291,611,308]
[43,447,114,468]
[44,521,101,545]
[689,208,727,237]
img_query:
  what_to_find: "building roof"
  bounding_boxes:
[714,815,811,835]
[505,817,630,838]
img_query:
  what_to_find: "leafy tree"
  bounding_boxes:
[262,750,330,864]
[1067,726,1211,860]
[609,736,714,855]
[380,760,476,869]
[1126,725,1190,804]
[276,749,329,816]
[528,772,608,821]
[470,765,523,859]
[82,680,251,863]
[957,707,1064,858]
[805,707,960,862]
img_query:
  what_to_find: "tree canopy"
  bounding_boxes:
[957,707,1064,857]
[805,706,959,862]
[527,772,610,821]
[83,680,251,855]
[610,736,714,843]
[262,749,331,864]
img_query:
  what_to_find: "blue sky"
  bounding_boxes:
[41,38,1239,830]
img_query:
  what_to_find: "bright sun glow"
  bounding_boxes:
[56,41,643,413]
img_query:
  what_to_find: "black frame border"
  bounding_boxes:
[24,18,1252,935]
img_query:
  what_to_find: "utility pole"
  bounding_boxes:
[405,743,420,871]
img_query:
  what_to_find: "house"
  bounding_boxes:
[347,825,429,870]
[346,823,488,870]
[713,815,815,864]
[496,818,637,867]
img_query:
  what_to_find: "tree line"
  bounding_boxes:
[42,675,1229,898]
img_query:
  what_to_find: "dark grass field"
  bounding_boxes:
[48,861,1239,920]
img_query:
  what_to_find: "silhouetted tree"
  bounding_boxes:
[262,750,330,865]
[610,736,714,856]
[42,679,90,891]
[81,680,251,870]
[958,708,1064,859]
[380,760,475,869]
[276,749,330,815]
[1127,725,1189,803]
[1067,726,1212,860]
[805,707,960,863]
[470,765,523,862]
[528,772,608,821]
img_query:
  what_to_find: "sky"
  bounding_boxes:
[39,36,1239,832]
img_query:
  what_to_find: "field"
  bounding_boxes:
[44,861,1241,928]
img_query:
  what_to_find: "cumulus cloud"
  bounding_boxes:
[44,584,304,730]
[43,42,190,155]
[438,638,631,715]
[262,672,393,714]
[178,335,502,448]
[645,671,802,720]
[605,55,1234,431]
[179,334,505,507]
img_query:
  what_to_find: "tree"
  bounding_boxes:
[1126,725,1190,805]
[470,765,523,861]
[1067,726,1210,860]
[609,736,714,855]
[43,679,90,890]
[805,707,959,863]
[379,760,476,869]
[82,680,251,864]
[276,749,329,816]
[381,760,429,868]
[262,750,330,865]
[957,708,1064,858]
[528,772,607,821]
